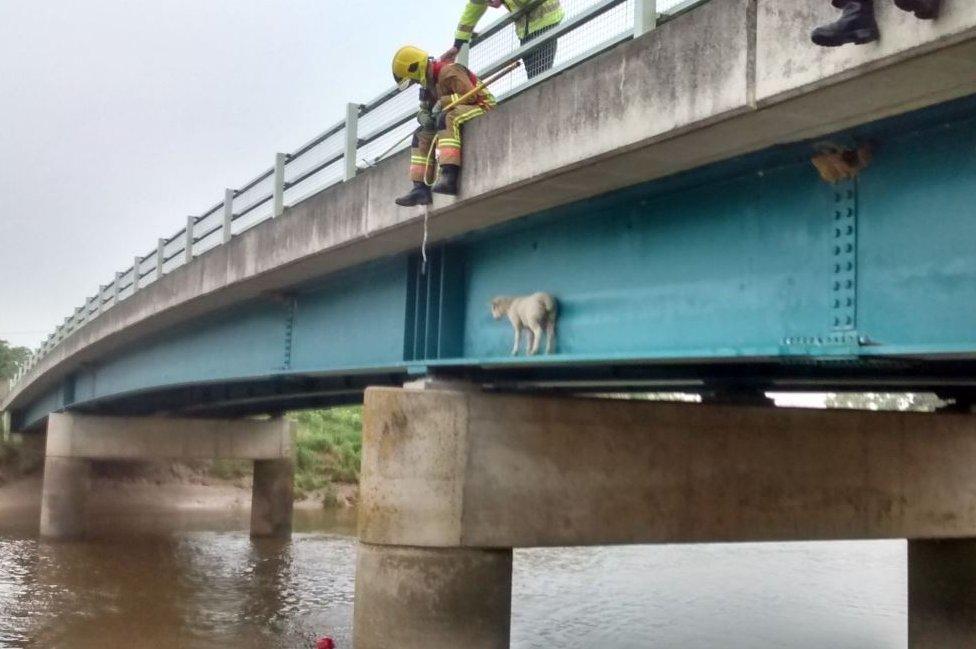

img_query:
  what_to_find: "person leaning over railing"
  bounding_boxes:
[440,0,565,79]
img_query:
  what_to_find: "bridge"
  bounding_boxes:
[3,0,976,646]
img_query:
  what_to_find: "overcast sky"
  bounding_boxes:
[0,0,471,350]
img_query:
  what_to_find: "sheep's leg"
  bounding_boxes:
[511,323,522,355]
[545,320,556,354]
[528,324,542,355]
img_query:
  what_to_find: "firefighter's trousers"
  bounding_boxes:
[409,104,489,183]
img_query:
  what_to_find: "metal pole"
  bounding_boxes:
[223,188,235,241]
[273,154,286,217]
[114,272,122,303]
[635,0,657,37]
[133,257,141,293]
[344,103,360,182]
[156,238,166,280]
[457,42,471,67]
[185,216,195,263]
[97,285,107,315]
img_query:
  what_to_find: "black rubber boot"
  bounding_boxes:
[811,1,879,47]
[431,165,460,196]
[394,182,432,207]
[893,0,941,19]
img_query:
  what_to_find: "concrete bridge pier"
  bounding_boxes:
[355,386,976,649]
[909,539,976,646]
[39,413,294,540]
[354,544,512,649]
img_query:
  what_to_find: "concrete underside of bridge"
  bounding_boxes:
[38,413,295,540]
[5,0,976,429]
[353,386,976,648]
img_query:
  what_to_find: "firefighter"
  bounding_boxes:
[441,0,565,79]
[811,0,940,47]
[392,45,497,207]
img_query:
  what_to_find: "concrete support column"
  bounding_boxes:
[353,543,512,649]
[909,539,976,647]
[40,456,91,540]
[38,413,294,540]
[251,458,294,538]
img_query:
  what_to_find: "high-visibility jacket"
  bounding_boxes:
[454,0,564,44]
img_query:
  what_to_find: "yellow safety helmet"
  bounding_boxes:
[392,45,430,91]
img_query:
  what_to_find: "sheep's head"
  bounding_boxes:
[489,298,506,319]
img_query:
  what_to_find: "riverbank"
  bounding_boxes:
[0,406,363,513]
[0,467,359,539]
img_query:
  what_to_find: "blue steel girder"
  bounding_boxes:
[11,94,976,428]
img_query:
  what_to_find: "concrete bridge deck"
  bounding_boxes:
[4,0,976,427]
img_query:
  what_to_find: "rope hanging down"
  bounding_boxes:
[419,60,522,273]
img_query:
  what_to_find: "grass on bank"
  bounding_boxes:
[210,406,364,504]
[291,406,363,496]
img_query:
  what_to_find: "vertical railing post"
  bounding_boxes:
[113,272,122,304]
[635,0,657,37]
[457,42,471,67]
[185,216,195,263]
[344,103,360,182]
[133,256,141,293]
[223,188,235,241]
[272,155,286,218]
[156,238,166,280]
[97,285,107,315]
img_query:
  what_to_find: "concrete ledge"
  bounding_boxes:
[6,0,976,416]
[361,387,976,548]
[45,413,294,460]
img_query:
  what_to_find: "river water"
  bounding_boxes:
[0,507,906,648]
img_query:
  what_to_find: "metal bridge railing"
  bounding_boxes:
[8,0,711,393]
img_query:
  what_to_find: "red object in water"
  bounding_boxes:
[316,638,336,649]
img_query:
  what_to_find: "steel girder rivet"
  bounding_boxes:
[835,194,842,202]
[847,225,854,235]
[835,211,842,220]
[846,316,854,325]
[835,228,842,238]
[846,244,854,253]
[847,262,854,271]
[847,208,854,218]
[834,299,841,308]
[834,264,841,273]
[846,280,853,289]
[847,298,854,307]
[834,317,841,326]
[834,246,841,255]
[834,281,841,291]
[847,190,854,200]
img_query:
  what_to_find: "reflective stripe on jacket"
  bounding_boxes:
[455,0,564,43]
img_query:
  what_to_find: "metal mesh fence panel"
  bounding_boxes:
[232,172,276,235]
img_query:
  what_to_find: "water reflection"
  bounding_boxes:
[0,509,906,648]
[1,532,357,649]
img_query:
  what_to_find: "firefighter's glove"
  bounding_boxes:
[417,109,435,131]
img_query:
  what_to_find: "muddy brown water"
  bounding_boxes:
[0,499,907,648]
